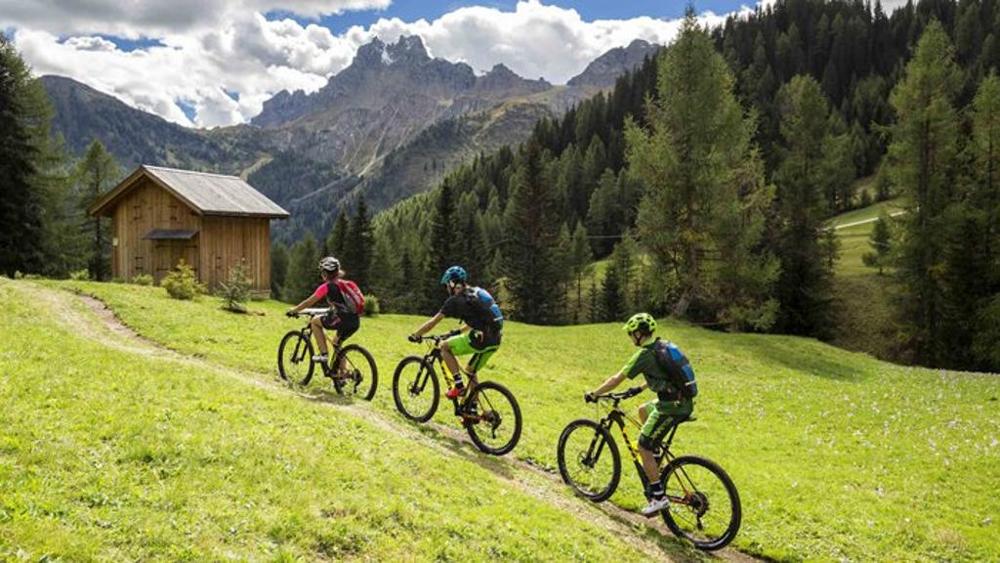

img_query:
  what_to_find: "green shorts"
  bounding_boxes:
[446,331,500,373]
[639,398,694,450]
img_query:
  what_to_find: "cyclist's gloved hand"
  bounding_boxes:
[407,334,422,343]
[626,386,643,398]
[285,310,297,318]
[584,392,597,403]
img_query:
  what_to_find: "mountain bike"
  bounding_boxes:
[392,331,522,455]
[277,308,377,399]
[556,387,741,551]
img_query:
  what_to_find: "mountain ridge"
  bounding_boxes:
[41,36,662,239]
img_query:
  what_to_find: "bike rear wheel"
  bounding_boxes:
[278,331,315,385]
[660,455,741,551]
[334,344,378,400]
[556,419,621,501]
[392,356,440,422]
[464,381,522,456]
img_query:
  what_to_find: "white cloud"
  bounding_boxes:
[0,0,391,38]
[359,3,733,83]
[3,1,746,127]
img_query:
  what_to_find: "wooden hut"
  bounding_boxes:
[88,165,289,295]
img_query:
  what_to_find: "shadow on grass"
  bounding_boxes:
[723,332,868,382]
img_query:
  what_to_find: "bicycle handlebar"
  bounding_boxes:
[594,387,643,402]
[411,329,462,343]
[287,308,333,319]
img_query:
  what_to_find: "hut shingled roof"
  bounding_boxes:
[88,165,290,219]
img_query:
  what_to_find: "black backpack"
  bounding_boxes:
[652,338,698,400]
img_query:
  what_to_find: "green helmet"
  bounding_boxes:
[623,312,656,334]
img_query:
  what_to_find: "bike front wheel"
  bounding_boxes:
[392,356,440,422]
[660,455,741,551]
[556,419,621,501]
[334,344,378,400]
[464,381,522,456]
[277,331,315,385]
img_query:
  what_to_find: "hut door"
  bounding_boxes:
[154,240,199,283]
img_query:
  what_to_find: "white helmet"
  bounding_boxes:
[319,256,341,273]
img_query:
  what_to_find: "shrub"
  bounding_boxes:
[69,269,91,281]
[162,260,204,300]
[132,274,154,286]
[364,294,380,316]
[218,259,251,313]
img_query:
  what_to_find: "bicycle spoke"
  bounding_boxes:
[392,358,438,421]
[557,422,619,500]
[662,461,736,547]
[464,382,521,455]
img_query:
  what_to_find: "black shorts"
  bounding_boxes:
[470,327,501,348]
[321,312,360,340]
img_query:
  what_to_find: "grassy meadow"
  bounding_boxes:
[11,278,997,561]
[0,278,690,561]
[826,198,903,359]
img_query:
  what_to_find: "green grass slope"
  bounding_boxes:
[827,199,903,358]
[40,280,1000,561]
[0,279,683,561]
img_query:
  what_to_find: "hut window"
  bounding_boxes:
[131,203,142,222]
[169,203,179,222]
[134,256,144,273]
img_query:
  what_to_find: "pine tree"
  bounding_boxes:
[772,75,837,336]
[283,233,320,303]
[569,222,592,323]
[599,261,623,323]
[969,73,1000,274]
[0,34,47,276]
[368,230,397,303]
[966,72,1000,370]
[862,214,892,275]
[586,169,619,257]
[503,140,566,324]
[626,12,777,330]
[76,140,120,281]
[344,195,373,289]
[420,181,456,312]
[886,20,962,365]
[393,249,418,314]
[608,236,637,314]
[270,241,289,301]
[326,210,349,258]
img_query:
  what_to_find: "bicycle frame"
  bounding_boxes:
[409,343,445,395]
[409,335,489,420]
[412,336,485,392]
[593,397,690,503]
[290,314,344,377]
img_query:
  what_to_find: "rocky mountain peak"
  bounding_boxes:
[473,63,550,96]
[354,35,430,68]
[567,38,660,89]
[386,35,430,64]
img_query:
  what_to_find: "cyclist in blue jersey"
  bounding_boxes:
[409,265,503,399]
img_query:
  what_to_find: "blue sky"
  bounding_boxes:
[272,1,750,34]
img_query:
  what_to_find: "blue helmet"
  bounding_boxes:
[440,265,468,285]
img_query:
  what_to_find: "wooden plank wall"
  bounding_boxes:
[199,216,271,291]
[110,177,272,293]
[111,178,201,283]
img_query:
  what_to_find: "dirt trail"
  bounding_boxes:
[15,281,759,563]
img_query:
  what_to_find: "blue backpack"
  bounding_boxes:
[652,338,698,399]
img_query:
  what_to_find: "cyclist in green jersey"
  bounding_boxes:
[585,313,694,517]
